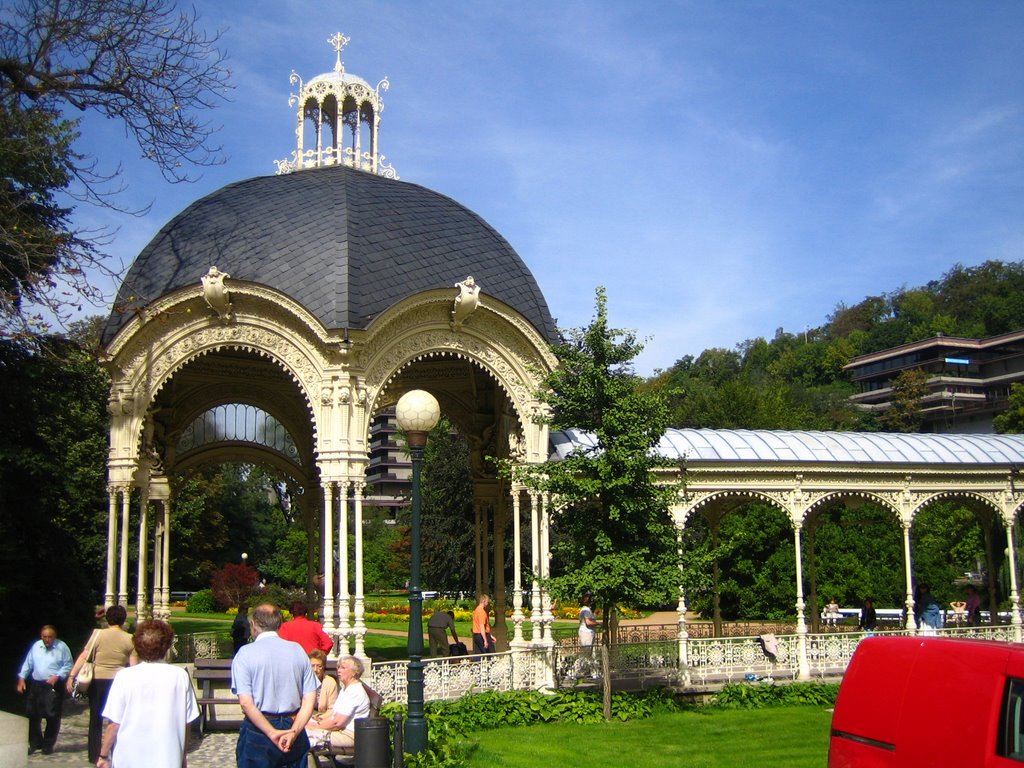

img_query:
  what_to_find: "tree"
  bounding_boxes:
[511,287,683,632]
[994,383,1024,434]
[880,369,930,432]
[0,323,109,684]
[210,563,260,612]
[0,0,230,339]
[421,418,476,594]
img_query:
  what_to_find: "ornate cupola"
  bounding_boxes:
[275,32,397,178]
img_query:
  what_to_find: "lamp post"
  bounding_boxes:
[395,389,441,755]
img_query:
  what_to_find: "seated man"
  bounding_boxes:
[306,655,369,751]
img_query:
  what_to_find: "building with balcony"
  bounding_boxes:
[365,408,411,514]
[844,330,1024,433]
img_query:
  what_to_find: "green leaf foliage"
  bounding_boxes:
[711,681,839,710]
[510,287,683,618]
[994,383,1024,434]
[421,418,477,594]
[0,329,109,678]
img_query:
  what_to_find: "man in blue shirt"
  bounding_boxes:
[16,624,73,755]
[231,603,318,768]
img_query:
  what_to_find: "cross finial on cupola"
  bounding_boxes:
[328,31,350,73]
[275,32,398,178]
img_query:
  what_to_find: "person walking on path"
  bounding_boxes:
[16,624,73,755]
[277,601,333,655]
[427,610,460,657]
[915,583,943,635]
[966,585,982,626]
[578,594,598,648]
[66,605,136,763]
[231,603,318,768]
[98,620,199,768]
[232,600,251,656]
[472,595,496,654]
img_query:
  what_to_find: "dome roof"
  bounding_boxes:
[101,164,558,344]
[306,69,372,90]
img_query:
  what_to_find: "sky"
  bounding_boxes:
[66,0,1024,375]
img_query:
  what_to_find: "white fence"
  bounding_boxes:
[175,622,1022,705]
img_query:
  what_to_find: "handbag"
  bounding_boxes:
[74,630,100,694]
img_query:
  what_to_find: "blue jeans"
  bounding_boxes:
[236,716,310,768]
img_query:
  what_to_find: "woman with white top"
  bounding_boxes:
[99,620,199,768]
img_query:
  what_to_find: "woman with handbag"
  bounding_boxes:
[66,605,136,763]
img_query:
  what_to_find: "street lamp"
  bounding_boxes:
[395,389,441,755]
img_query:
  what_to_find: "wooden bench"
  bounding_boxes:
[193,657,348,735]
[193,658,243,734]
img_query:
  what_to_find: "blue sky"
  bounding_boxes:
[68,1,1024,375]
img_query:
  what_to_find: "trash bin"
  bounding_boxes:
[355,716,391,768]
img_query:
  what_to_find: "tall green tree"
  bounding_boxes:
[0,0,230,339]
[0,323,109,694]
[421,418,476,594]
[510,288,683,630]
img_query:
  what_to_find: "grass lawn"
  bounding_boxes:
[465,706,833,768]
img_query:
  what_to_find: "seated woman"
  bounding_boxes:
[824,598,842,626]
[308,649,338,722]
[306,655,369,750]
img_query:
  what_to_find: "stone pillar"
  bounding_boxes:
[118,489,130,606]
[902,520,917,631]
[161,499,171,619]
[337,481,351,655]
[1005,518,1022,643]
[510,487,525,645]
[353,480,367,659]
[105,486,120,607]
[792,521,810,681]
[135,494,149,620]
[677,530,690,687]
[540,493,554,633]
[529,490,541,642]
[322,483,336,641]
[152,512,163,620]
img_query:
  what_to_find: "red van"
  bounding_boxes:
[829,636,1024,767]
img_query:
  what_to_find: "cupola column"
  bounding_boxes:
[277,32,396,179]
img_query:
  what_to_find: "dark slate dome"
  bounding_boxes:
[102,164,558,344]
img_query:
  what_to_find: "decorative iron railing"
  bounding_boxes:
[366,650,546,705]
[172,631,225,663]
[174,621,1021,704]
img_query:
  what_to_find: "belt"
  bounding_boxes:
[258,711,297,718]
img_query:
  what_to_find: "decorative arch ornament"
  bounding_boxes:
[361,289,557,466]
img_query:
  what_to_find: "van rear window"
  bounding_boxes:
[999,678,1024,760]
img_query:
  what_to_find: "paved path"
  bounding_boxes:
[28,615,684,766]
[27,698,237,768]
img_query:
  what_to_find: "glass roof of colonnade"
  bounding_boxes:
[550,428,1024,465]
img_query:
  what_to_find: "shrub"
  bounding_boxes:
[186,589,216,613]
[210,563,260,611]
[258,582,304,612]
[710,681,839,709]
